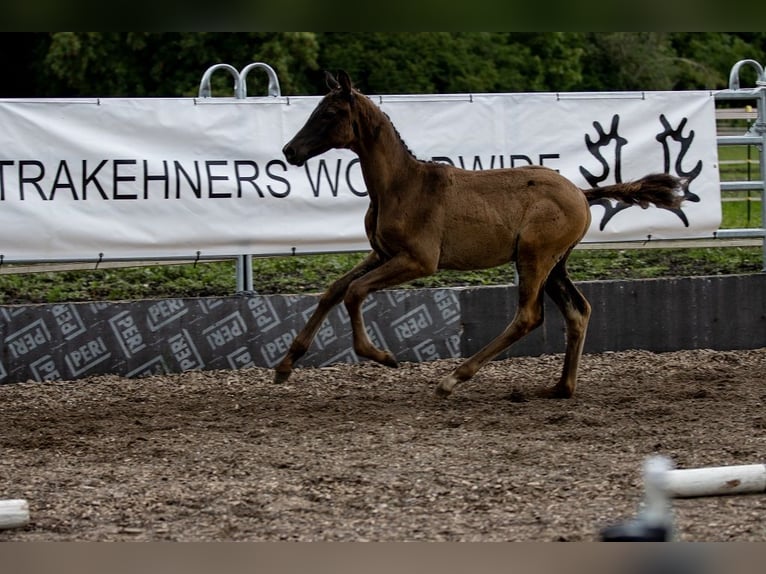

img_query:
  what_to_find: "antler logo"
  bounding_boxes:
[580,114,699,230]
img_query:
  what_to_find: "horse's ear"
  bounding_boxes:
[338,70,353,92]
[337,70,354,100]
[325,71,340,91]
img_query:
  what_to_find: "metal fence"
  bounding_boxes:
[710,59,765,270]
[197,62,282,291]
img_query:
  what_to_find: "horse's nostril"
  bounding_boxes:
[283,145,295,160]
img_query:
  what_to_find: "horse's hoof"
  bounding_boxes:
[274,370,292,384]
[381,352,399,369]
[435,374,458,398]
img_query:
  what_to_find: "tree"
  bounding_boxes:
[670,32,766,90]
[578,33,681,91]
[4,32,765,98]
[41,32,320,97]
[315,32,587,95]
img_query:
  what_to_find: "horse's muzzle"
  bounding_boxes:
[282,144,304,167]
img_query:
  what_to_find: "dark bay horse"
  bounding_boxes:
[277,70,685,399]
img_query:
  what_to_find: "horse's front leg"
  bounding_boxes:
[273,251,381,383]
[344,252,436,367]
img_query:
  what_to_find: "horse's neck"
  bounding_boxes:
[354,103,419,201]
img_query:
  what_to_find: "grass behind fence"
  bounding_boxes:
[718,144,761,182]
[1,245,762,305]
[719,143,762,229]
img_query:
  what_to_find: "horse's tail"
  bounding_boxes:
[581,173,686,209]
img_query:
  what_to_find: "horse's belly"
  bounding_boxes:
[438,232,516,270]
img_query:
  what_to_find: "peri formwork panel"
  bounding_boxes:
[0,275,763,384]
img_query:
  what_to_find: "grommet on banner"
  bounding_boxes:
[95,253,104,270]
[194,250,201,268]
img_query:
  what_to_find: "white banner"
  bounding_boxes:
[0,91,720,262]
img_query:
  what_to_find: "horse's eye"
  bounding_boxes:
[325,106,348,119]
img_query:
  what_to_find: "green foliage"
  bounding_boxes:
[581,33,682,91]
[0,245,761,305]
[670,33,766,90]
[38,32,321,97]
[317,32,586,94]
[567,247,762,280]
[0,262,237,305]
[4,32,766,99]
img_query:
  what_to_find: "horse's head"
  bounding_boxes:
[283,70,360,167]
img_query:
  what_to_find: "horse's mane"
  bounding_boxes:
[357,90,434,165]
[385,111,420,160]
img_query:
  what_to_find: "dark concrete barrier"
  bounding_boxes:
[0,274,763,384]
[461,274,766,358]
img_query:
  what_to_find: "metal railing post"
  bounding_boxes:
[760,87,766,271]
[197,62,282,292]
[714,59,766,270]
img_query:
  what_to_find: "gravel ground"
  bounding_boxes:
[1,347,765,541]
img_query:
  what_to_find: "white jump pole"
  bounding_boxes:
[601,458,766,541]
[664,463,766,498]
[0,499,30,529]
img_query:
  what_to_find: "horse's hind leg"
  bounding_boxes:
[435,257,549,397]
[542,258,591,398]
[273,251,382,383]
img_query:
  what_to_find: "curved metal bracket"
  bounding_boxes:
[240,62,281,97]
[198,63,244,98]
[728,59,765,90]
[198,62,281,99]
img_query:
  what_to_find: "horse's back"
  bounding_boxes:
[445,165,589,226]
